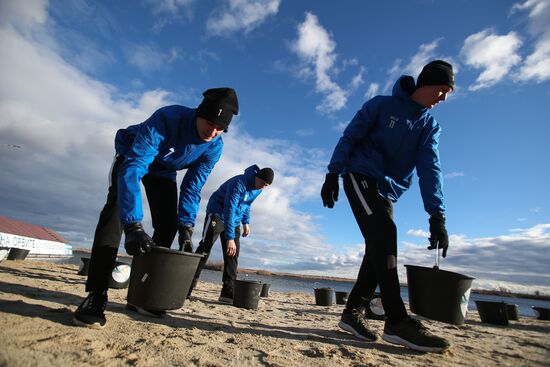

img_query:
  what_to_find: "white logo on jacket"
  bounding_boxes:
[389,116,398,128]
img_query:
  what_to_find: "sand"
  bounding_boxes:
[0,260,548,367]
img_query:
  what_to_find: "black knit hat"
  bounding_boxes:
[416,60,455,90]
[256,168,274,185]
[196,87,239,129]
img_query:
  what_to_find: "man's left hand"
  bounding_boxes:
[226,239,237,257]
[427,212,449,258]
[178,224,194,252]
[242,224,250,237]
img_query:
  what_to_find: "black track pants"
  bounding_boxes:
[85,156,178,292]
[343,172,407,323]
[189,214,241,296]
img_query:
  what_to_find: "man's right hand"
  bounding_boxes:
[321,173,339,208]
[124,222,154,255]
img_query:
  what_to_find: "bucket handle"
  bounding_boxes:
[433,242,440,269]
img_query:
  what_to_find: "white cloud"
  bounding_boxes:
[406,229,429,238]
[125,43,183,72]
[291,12,353,114]
[0,0,47,29]
[206,0,280,36]
[460,29,523,90]
[444,172,464,179]
[0,3,333,273]
[146,0,196,15]
[511,0,550,82]
[364,83,379,99]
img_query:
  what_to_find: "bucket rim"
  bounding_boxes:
[314,287,333,291]
[235,279,262,285]
[146,247,205,258]
[404,264,475,280]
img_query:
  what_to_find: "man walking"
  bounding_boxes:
[321,60,454,353]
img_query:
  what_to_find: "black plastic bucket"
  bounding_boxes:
[260,283,271,298]
[533,306,550,320]
[335,291,349,305]
[475,301,509,326]
[77,257,90,276]
[127,247,203,311]
[108,261,131,289]
[506,304,519,320]
[0,247,10,263]
[405,265,474,325]
[314,287,333,306]
[7,248,30,260]
[234,279,263,309]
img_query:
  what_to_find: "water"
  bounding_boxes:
[44,253,550,318]
[198,269,550,318]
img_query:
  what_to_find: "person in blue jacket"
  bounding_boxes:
[187,165,274,303]
[321,60,454,353]
[73,87,239,329]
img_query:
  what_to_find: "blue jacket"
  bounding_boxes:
[114,105,223,226]
[328,76,445,215]
[206,165,263,240]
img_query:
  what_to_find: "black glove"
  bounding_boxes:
[124,222,154,255]
[178,224,194,252]
[321,173,339,208]
[427,212,449,258]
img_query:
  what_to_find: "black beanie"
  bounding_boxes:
[256,168,274,185]
[416,60,455,90]
[196,87,239,129]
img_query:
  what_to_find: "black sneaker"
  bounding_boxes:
[73,291,107,329]
[382,317,450,353]
[218,289,233,304]
[125,303,166,318]
[338,309,378,341]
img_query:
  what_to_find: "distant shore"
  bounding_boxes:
[72,248,550,301]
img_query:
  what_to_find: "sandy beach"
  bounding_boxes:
[0,260,548,366]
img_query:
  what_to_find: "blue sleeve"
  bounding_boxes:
[416,119,445,215]
[242,206,251,224]
[178,139,223,226]
[223,180,246,240]
[118,109,168,225]
[328,98,379,174]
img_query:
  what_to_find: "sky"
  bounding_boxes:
[1,0,549,295]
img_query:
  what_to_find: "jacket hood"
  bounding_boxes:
[244,164,260,184]
[392,75,415,99]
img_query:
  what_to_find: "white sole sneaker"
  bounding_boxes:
[382,333,447,353]
[338,321,377,341]
[72,316,105,329]
[126,304,165,318]
[218,296,233,304]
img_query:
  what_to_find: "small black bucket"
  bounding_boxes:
[7,248,30,260]
[335,291,349,305]
[365,293,386,320]
[260,283,271,298]
[108,261,131,289]
[77,257,90,276]
[405,265,474,325]
[0,247,10,263]
[234,279,263,309]
[127,247,203,311]
[506,304,519,321]
[475,301,509,326]
[314,287,333,306]
[533,306,550,320]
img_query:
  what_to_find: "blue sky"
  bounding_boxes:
[1,0,549,295]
